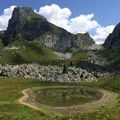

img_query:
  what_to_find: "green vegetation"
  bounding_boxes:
[0,41,59,65]
[0,75,119,120]
[62,64,67,73]
[0,41,4,49]
[0,41,88,66]
[0,78,50,120]
[31,13,46,22]
[102,47,120,66]
[21,12,46,23]
[71,50,87,64]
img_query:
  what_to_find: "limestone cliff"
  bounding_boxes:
[75,33,95,47]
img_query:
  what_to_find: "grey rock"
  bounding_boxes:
[75,33,95,47]
[0,63,97,83]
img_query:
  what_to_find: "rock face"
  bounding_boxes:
[3,7,95,51]
[75,33,95,47]
[4,7,75,51]
[103,23,120,48]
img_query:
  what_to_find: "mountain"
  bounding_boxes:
[103,23,120,48]
[3,7,95,51]
[3,7,75,51]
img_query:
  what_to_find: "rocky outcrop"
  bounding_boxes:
[75,33,95,47]
[103,23,120,48]
[3,7,75,51]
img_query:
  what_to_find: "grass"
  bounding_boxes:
[0,78,48,120]
[0,41,4,49]
[0,41,59,65]
[0,75,119,120]
[102,47,120,66]
[71,50,87,65]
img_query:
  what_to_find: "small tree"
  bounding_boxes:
[70,61,73,66]
[62,64,67,74]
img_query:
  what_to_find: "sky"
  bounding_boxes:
[0,0,120,44]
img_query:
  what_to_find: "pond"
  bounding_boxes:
[33,87,102,107]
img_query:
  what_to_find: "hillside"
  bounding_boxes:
[0,41,59,65]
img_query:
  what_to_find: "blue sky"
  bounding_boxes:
[1,0,120,26]
[0,0,120,44]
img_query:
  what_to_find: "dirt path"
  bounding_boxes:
[18,86,118,114]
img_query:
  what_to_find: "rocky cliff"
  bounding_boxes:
[103,23,120,48]
[75,33,95,47]
[3,7,95,51]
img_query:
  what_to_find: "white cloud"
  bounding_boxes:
[36,4,115,44]
[36,4,71,29]
[0,5,16,31]
[68,14,99,33]
[36,4,99,34]
[92,25,115,44]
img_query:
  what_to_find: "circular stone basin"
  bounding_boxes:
[33,87,103,107]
